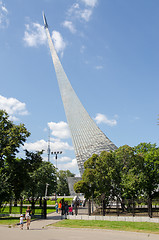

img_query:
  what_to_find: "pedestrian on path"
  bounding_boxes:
[55,202,58,213]
[58,201,62,214]
[69,205,73,215]
[25,206,32,230]
[65,202,68,218]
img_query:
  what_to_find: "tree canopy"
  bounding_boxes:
[0,110,57,207]
[0,110,30,164]
[74,143,159,206]
[57,170,75,196]
[24,152,57,200]
[0,110,30,206]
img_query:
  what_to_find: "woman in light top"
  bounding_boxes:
[25,206,32,230]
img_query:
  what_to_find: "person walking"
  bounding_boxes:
[58,201,62,214]
[65,202,68,219]
[69,205,73,215]
[25,206,32,230]
[55,202,58,213]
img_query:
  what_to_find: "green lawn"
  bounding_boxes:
[53,219,159,234]
[0,217,19,226]
[0,206,55,215]
[0,216,39,226]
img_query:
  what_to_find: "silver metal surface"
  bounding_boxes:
[43,15,117,176]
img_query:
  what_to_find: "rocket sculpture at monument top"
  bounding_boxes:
[43,12,48,28]
[42,13,117,176]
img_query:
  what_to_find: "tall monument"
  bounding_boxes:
[43,13,117,176]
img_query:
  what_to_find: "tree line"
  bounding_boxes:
[0,110,74,210]
[74,143,159,215]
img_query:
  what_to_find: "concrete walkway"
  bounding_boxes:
[24,212,62,230]
[0,213,159,240]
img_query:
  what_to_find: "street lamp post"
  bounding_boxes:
[89,183,94,213]
[51,151,62,200]
[51,151,62,169]
[44,183,49,219]
[45,183,49,198]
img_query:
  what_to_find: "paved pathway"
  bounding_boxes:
[27,212,62,229]
[0,212,158,240]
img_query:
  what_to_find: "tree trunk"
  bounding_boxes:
[148,197,152,218]
[31,198,35,215]
[102,200,105,216]
[116,198,119,216]
[132,198,135,217]
[9,200,12,214]
[20,199,23,214]
[88,199,91,216]
[39,197,42,207]
[43,198,47,219]
[121,198,125,212]
[14,200,17,207]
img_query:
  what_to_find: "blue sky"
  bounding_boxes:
[0,0,159,176]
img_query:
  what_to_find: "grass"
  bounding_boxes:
[22,198,73,206]
[52,219,159,234]
[0,216,39,226]
[0,206,55,215]
[0,217,19,226]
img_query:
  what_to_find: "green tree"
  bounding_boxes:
[33,161,57,198]
[0,170,11,208]
[7,158,27,204]
[135,143,159,216]
[114,145,143,200]
[0,110,30,164]
[74,143,159,216]
[23,150,56,212]
[74,152,116,204]
[74,180,89,198]
[57,170,75,196]
[0,110,30,206]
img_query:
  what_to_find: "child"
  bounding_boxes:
[20,214,23,230]
[68,205,73,215]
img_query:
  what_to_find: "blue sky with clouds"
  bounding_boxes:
[0,0,159,176]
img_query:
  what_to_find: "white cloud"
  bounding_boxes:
[43,155,79,175]
[81,0,98,8]
[48,121,71,139]
[67,3,80,16]
[58,158,78,171]
[67,2,95,22]
[94,113,117,126]
[23,138,73,152]
[80,8,93,22]
[52,31,66,57]
[1,6,8,13]
[0,95,29,121]
[51,139,73,151]
[9,116,20,122]
[23,137,78,173]
[58,156,73,163]
[62,20,76,33]
[0,1,9,28]
[23,21,67,56]
[23,22,47,47]
[23,139,47,152]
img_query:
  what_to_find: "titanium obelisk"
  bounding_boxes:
[43,13,117,176]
